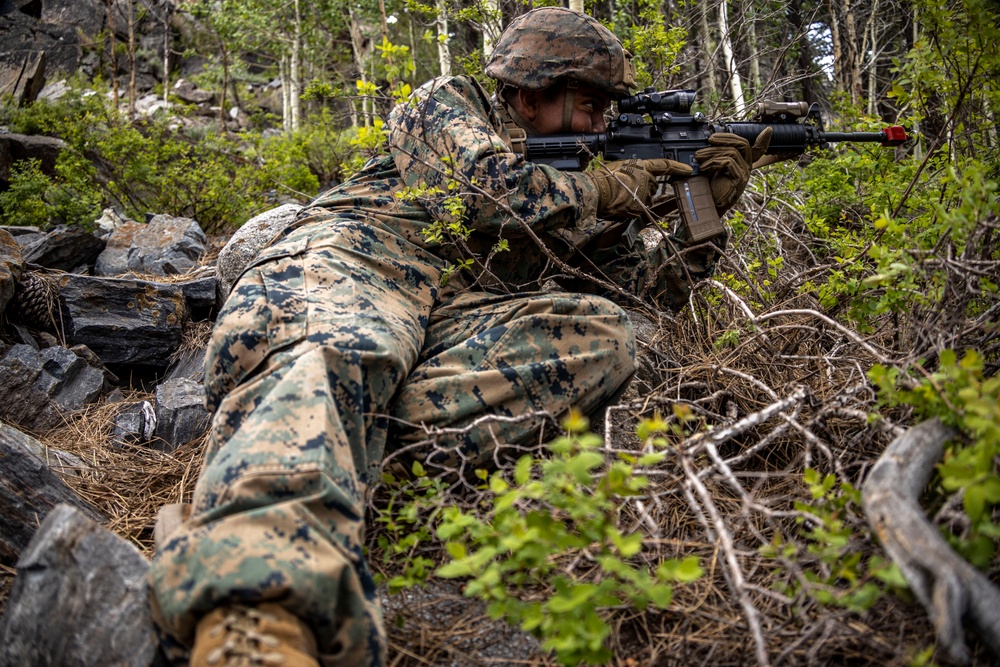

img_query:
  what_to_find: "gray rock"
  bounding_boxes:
[0,504,164,667]
[94,220,144,275]
[57,273,187,367]
[36,78,70,101]
[178,274,217,320]
[0,421,84,476]
[172,77,213,104]
[20,224,106,272]
[126,214,207,276]
[0,50,45,106]
[92,207,133,239]
[0,429,103,566]
[0,132,65,187]
[217,203,302,298]
[0,228,23,313]
[111,400,157,446]
[164,345,206,383]
[153,377,209,450]
[0,344,108,431]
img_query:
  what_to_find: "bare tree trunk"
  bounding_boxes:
[280,53,292,133]
[219,41,229,129]
[719,0,746,114]
[107,0,119,109]
[436,0,452,77]
[700,0,718,103]
[828,0,845,94]
[290,0,302,132]
[481,0,501,59]
[746,4,761,96]
[162,4,169,103]
[347,6,370,127]
[126,0,136,116]
[568,0,583,11]
[866,0,879,115]
[844,0,862,104]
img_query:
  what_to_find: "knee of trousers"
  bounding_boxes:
[559,293,637,375]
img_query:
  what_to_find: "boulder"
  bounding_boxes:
[0,344,108,431]
[110,400,157,447]
[94,220,144,276]
[0,50,45,106]
[0,421,84,475]
[0,132,65,187]
[92,207,133,239]
[0,228,24,313]
[217,203,301,298]
[178,274,217,320]
[126,214,207,276]
[172,77,213,104]
[164,345,206,383]
[0,428,103,566]
[0,504,165,667]
[152,376,209,450]
[0,13,81,88]
[20,224,106,272]
[57,273,187,367]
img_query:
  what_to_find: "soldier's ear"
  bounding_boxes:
[517,88,540,121]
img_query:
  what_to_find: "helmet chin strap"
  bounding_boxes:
[561,79,578,133]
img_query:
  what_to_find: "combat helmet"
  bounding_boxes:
[485,7,636,96]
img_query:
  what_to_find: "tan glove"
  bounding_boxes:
[693,127,772,211]
[588,159,693,218]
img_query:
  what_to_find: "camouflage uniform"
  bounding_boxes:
[149,73,721,666]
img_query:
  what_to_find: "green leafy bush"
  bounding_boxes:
[0,86,362,231]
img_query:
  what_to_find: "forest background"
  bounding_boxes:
[0,0,998,664]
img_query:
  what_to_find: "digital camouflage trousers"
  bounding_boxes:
[147,217,636,666]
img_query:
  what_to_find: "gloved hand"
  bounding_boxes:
[693,127,772,211]
[588,158,693,218]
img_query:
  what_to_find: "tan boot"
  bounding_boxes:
[190,603,320,667]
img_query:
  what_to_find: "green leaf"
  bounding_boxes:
[965,483,987,525]
[489,473,509,494]
[648,584,674,609]
[436,561,474,578]
[675,556,704,583]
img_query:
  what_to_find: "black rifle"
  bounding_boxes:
[524,89,908,242]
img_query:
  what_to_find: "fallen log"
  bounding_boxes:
[862,418,1000,664]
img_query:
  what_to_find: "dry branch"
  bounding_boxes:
[862,418,1000,665]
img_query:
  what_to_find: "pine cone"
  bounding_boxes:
[10,271,60,331]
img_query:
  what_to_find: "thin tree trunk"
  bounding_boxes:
[280,54,292,133]
[844,0,861,104]
[162,4,169,103]
[219,41,229,129]
[482,0,500,58]
[290,0,302,132]
[347,6,370,127]
[828,0,845,94]
[700,0,718,103]
[436,0,451,77]
[866,0,879,115]
[107,0,119,109]
[746,4,760,96]
[719,0,745,114]
[126,0,136,116]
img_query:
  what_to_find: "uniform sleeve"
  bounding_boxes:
[386,76,601,241]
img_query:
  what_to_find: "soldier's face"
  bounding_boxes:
[521,83,611,134]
